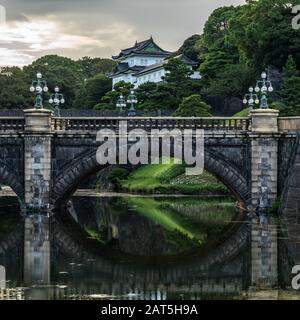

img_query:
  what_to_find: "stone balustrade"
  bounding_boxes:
[0,114,298,135]
[52,116,251,132]
[0,117,25,131]
[278,117,300,132]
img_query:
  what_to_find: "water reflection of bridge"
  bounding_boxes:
[0,214,247,299]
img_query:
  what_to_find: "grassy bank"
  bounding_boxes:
[120,162,229,195]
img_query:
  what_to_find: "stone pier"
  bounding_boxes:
[250,109,279,287]
[23,109,52,211]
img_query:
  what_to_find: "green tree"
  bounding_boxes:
[133,82,178,113]
[198,1,300,111]
[162,58,201,109]
[229,0,300,70]
[0,54,117,111]
[279,55,300,116]
[136,82,158,104]
[97,81,134,110]
[77,57,116,78]
[203,63,256,98]
[163,58,193,85]
[135,82,160,112]
[73,73,112,109]
[138,83,179,113]
[23,55,83,109]
[174,34,204,62]
[200,6,239,79]
[0,67,32,109]
[282,54,299,79]
[173,94,212,117]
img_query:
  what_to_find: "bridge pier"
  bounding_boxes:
[23,109,52,212]
[250,109,279,288]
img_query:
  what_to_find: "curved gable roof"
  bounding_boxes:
[112,37,172,60]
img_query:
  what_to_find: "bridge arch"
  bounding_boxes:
[50,148,250,269]
[204,151,250,202]
[0,160,24,203]
[51,149,250,208]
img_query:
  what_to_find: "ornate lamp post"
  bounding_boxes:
[254,71,274,109]
[29,72,49,109]
[127,90,138,116]
[116,94,127,115]
[49,86,65,117]
[243,86,260,109]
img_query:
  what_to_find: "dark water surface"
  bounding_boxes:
[0,193,297,300]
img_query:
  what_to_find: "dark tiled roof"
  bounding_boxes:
[171,54,199,66]
[112,37,172,60]
[134,62,165,76]
[133,54,198,76]
[117,62,130,73]
[110,63,146,77]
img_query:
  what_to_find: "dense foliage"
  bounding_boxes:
[277,55,300,116]
[172,34,204,62]
[0,55,115,110]
[198,0,300,115]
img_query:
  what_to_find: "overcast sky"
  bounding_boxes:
[0,0,245,66]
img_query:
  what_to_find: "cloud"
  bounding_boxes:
[0,47,34,66]
[0,17,138,66]
[0,0,246,66]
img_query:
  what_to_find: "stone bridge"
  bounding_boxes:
[1,108,300,287]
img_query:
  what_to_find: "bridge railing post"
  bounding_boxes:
[249,108,279,289]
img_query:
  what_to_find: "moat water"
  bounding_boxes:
[0,191,298,300]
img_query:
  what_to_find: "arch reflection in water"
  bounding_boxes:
[70,195,240,256]
[0,194,255,300]
[50,194,247,300]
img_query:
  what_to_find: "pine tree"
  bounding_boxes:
[173,94,212,117]
[280,55,300,116]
